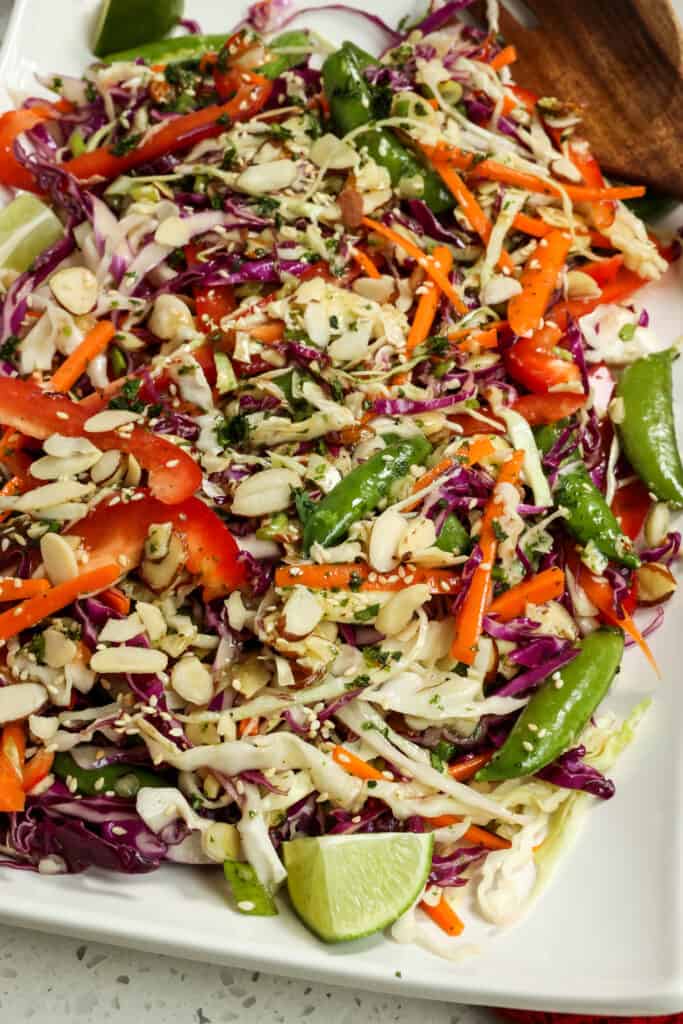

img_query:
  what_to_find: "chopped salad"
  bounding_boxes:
[0,0,679,953]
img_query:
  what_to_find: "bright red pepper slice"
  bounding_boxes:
[67,489,246,599]
[0,107,54,191]
[584,253,624,287]
[61,72,272,182]
[0,378,201,504]
[567,142,615,230]
[611,478,652,542]
[549,266,646,332]
[450,412,505,436]
[505,323,582,394]
[194,284,237,335]
[511,392,586,426]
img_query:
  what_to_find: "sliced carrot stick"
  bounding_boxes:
[0,564,120,642]
[430,157,515,273]
[451,452,525,664]
[274,563,459,593]
[0,578,50,602]
[238,717,260,738]
[447,750,495,781]
[332,745,384,781]
[249,321,285,344]
[407,246,453,353]
[22,749,54,792]
[361,217,468,315]
[1,722,26,778]
[458,327,499,353]
[420,895,464,936]
[50,320,117,394]
[404,457,454,511]
[574,561,660,677]
[424,146,646,202]
[351,246,381,279]
[0,752,25,812]
[405,439,496,512]
[488,567,566,621]
[507,230,572,336]
[99,586,131,616]
[425,815,511,850]
[448,320,506,342]
[489,44,517,70]
[512,212,551,238]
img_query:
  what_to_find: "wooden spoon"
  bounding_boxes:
[473,0,683,197]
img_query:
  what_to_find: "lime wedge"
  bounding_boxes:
[283,832,433,943]
[92,0,184,59]
[0,194,63,273]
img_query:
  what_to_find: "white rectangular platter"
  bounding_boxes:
[1,0,683,1013]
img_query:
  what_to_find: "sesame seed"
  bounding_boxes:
[522,740,533,752]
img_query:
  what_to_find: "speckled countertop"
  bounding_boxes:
[0,2,503,1020]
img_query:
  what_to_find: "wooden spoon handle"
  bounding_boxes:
[491,0,683,197]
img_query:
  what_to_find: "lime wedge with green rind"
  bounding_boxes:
[92,0,184,58]
[283,832,434,943]
[0,194,63,273]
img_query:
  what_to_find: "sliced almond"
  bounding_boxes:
[375,583,431,636]
[635,562,677,606]
[171,655,213,705]
[49,266,98,315]
[645,502,670,549]
[84,410,140,433]
[91,449,122,484]
[43,627,77,669]
[0,683,47,723]
[30,450,102,480]
[40,531,79,585]
[90,647,168,675]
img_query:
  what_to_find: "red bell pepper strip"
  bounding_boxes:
[0,378,201,504]
[584,254,624,287]
[0,106,55,191]
[511,392,586,426]
[549,266,646,332]
[505,323,582,394]
[611,479,652,541]
[61,72,272,182]
[194,284,237,335]
[67,489,246,599]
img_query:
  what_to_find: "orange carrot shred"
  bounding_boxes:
[274,563,459,594]
[430,156,515,273]
[423,146,646,202]
[507,229,572,336]
[406,245,453,352]
[451,452,525,664]
[332,745,384,781]
[0,564,120,642]
[22,749,54,792]
[50,320,117,394]
[488,567,566,621]
[351,247,381,279]
[448,750,495,781]
[489,45,517,70]
[361,217,468,315]
[426,814,512,850]
[0,578,50,602]
[238,717,260,738]
[420,895,464,937]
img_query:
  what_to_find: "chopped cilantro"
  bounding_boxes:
[110,132,143,157]
[216,413,250,448]
[293,488,316,527]
[354,604,380,622]
[108,378,145,413]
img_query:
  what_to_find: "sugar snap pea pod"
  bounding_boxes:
[224,860,278,916]
[436,513,471,554]
[256,31,313,79]
[533,421,639,567]
[302,436,431,553]
[53,752,168,798]
[617,348,683,507]
[321,45,453,214]
[104,33,231,65]
[477,627,624,781]
[554,462,640,568]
